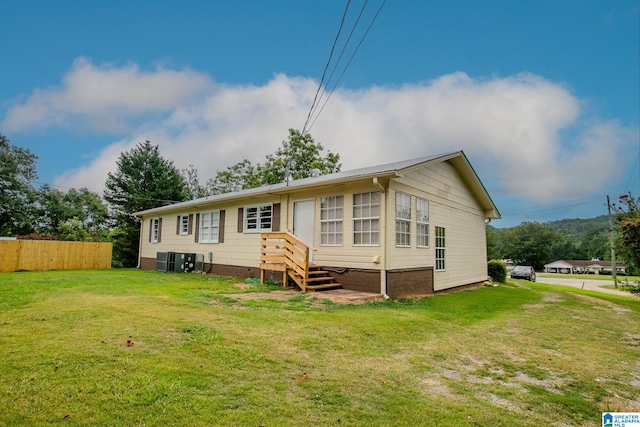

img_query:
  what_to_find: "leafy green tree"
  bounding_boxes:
[204,130,341,195]
[486,226,504,261]
[181,164,208,199]
[615,193,640,274]
[35,185,109,240]
[577,229,609,260]
[259,129,341,185]
[207,158,261,195]
[502,222,558,270]
[0,134,38,236]
[104,141,188,267]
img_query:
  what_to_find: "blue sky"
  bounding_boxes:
[2,0,638,227]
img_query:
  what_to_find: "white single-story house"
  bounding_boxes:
[134,150,500,298]
[544,259,627,275]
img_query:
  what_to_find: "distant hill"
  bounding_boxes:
[546,215,610,241]
[488,215,610,237]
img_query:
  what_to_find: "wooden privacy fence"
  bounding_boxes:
[0,240,112,273]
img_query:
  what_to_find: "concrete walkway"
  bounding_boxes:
[535,276,637,297]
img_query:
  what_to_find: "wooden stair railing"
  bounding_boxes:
[260,232,341,292]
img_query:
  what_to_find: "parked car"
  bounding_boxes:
[510,266,536,281]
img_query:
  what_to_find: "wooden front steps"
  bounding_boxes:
[260,232,341,293]
[304,266,342,292]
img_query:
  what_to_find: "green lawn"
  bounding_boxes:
[1,270,638,426]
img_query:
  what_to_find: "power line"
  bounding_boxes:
[305,1,370,126]
[302,0,352,135]
[307,0,387,133]
[302,0,387,135]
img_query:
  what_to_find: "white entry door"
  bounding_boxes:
[293,199,315,263]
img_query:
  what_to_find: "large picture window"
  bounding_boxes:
[320,196,343,246]
[244,204,272,232]
[353,191,380,246]
[417,198,429,248]
[435,226,446,271]
[395,192,411,247]
[199,210,220,243]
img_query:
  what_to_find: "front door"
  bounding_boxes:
[293,199,315,263]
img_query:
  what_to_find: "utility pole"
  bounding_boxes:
[607,195,617,288]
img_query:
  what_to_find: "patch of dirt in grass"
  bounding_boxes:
[574,294,632,315]
[623,332,640,347]
[514,371,563,394]
[224,290,300,301]
[524,293,563,310]
[485,393,521,412]
[422,378,455,398]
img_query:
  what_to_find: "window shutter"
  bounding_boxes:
[176,216,180,235]
[272,203,280,231]
[158,218,163,243]
[188,214,193,235]
[219,210,225,243]
[148,219,153,242]
[194,213,200,243]
[237,207,244,233]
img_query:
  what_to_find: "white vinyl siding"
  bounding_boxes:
[417,198,429,248]
[435,226,445,271]
[244,204,272,232]
[395,192,411,247]
[151,218,160,243]
[199,210,220,243]
[320,196,343,246]
[353,191,380,246]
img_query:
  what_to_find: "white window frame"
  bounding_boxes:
[435,226,446,271]
[320,195,343,246]
[353,191,380,246]
[395,192,411,247]
[199,210,220,243]
[244,203,272,233]
[179,214,190,236]
[151,217,160,243]
[417,198,429,248]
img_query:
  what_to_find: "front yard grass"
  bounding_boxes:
[0,269,638,426]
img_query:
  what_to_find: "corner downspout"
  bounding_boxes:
[373,177,389,299]
[136,216,143,269]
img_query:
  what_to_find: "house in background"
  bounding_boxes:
[135,151,500,298]
[544,259,627,275]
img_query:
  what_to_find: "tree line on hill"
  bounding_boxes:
[487,206,639,275]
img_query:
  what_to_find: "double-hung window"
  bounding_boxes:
[200,210,220,243]
[179,214,190,235]
[395,192,411,247]
[151,218,160,243]
[417,198,429,248]
[353,191,380,246]
[244,204,272,232]
[435,226,446,271]
[320,196,343,246]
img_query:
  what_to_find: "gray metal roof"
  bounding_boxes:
[134,150,500,218]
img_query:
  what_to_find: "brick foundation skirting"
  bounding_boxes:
[141,257,441,298]
[386,267,434,298]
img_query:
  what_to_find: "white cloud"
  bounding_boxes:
[5,59,635,204]
[2,57,213,133]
